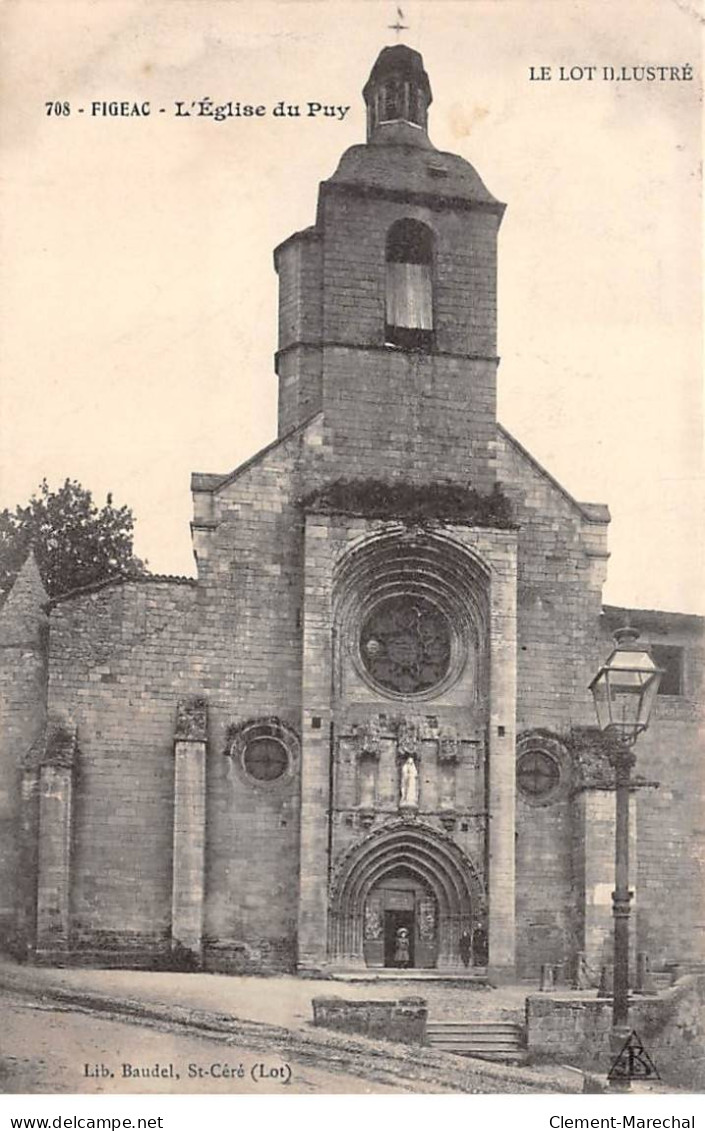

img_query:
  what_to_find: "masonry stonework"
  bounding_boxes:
[0,44,702,982]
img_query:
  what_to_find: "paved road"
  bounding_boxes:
[0,991,419,1095]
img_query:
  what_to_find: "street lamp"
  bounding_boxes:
[589,626,662,1075]
[590,626,662,746]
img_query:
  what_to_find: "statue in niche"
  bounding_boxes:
[400,754,419,809]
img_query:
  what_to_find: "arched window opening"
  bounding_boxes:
[385,219,434,350]
[379,80,424,128]
[382,79,404,122]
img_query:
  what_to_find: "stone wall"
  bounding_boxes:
[496,429,610,977]
[46,578,198,960]
[317,185,499,358]
[319,345,497,495]
[0,556,48,953]
[192,424,308,972]
[28,437,311,968]
[498,427,702,976]
[610,612,705,969]
[316,182,500,494]
[274,229,323,435]
[527,993,614,1068]
[5,465,308,969]
[496,427,609,736]
[312,995,427,1045]
[515,738,574,979]
[570,789,637,977]
[527,976,705,1090]
[639,974,705,1092]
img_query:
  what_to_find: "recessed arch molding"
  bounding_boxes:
[328,819,485,968]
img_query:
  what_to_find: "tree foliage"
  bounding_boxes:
[0,479,145,599]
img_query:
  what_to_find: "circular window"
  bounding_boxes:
[360,594,451,695]
[229,718,299,788]
[517,749,560,799]
[242,736,288,782]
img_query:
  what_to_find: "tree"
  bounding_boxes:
[0,479,145,599]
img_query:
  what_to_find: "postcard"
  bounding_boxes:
[0,0,702,1103]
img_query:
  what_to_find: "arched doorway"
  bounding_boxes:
[363,870,439,968]
[329,821,485,970]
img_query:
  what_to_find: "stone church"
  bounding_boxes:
[0,45,702,982]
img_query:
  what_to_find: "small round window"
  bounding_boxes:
[243,736,288,782]
[517,749,560,799]
[229,718,299,789]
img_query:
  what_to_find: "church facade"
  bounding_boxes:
[0,46,702,982]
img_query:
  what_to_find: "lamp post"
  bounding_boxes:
[589,626,662,1072]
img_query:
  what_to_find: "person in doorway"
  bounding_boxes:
[459,927,473,968]
[472,921,488,966]
[394,926,410,968]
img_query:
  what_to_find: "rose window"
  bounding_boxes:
[360,595,451,695]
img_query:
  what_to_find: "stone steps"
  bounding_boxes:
[427,1020,527,1064]
[327,968,489,982]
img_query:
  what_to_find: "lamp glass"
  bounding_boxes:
[589,634,663,744]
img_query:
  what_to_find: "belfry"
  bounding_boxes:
[0,45,702,984]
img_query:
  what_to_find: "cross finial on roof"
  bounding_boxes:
[388,6,408,38]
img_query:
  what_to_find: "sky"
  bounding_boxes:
[0,0,702,613]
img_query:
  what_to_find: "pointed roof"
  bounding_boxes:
[3,549,48,605]
[0,550,49,642]
[363,45,432,107]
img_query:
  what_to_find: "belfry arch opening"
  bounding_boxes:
[385,219,434,350]
[362,44,433,139]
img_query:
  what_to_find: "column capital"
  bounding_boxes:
[175,697,208,743]
[567,726,636,791]
[41,722,78,770]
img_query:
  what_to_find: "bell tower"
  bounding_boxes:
[275,47,518,979]
[362,43,432,137]
[274,44,506,493]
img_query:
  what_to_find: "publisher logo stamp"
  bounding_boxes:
[608,1031,660,1083]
